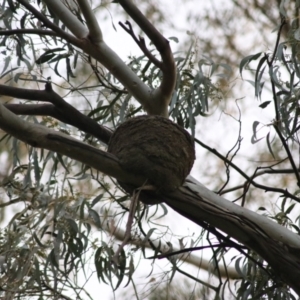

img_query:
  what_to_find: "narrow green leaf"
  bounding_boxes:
[91,194,104,207]
[48,249,59,268]
[266,132,275,159]
[235,257,246,278]
[36,54,56,64]
[114,249,126,290]
[124,256,134,288]
[281,198,287,212]
[254,55,267,97]
[142,228,157,244]
[1,56,11,76]
[259,101,271,108]
[285,203,296,215]
[89,208,101,228]
[33,232,47,248]
[66,218,78,236]
[168,36,179,43]
[251,121,263,144]
[240,52,262,78]
[56,154,69,173]
[155,203,168,220]
[33,149,41,185]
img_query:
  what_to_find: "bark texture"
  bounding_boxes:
[108,115,195,193]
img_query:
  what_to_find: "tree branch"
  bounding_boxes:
[0,84,112,144]
[117,0,174,69]
[0,28,57,37]
[195,138,300,202]
[41,0,89,39]
[1,102,300,293]
[265,20,300,187]
[17,0,79,44]
[273,125,300,187]
[118,0,176,116]
[119,21,163,69]
[0,103,143,185]
[164,176,300,295]
[39,0,157,115]
[77,0,103,43]
[17,0,173,117]
[98,214,240,279]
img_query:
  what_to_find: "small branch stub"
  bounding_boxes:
[108,115,195,194]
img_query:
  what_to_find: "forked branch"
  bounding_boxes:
[0,83,112,144]
[0,103,144,185]
[119,21,163,69]
[118,0,176,116]
[38,0,154,115]
[35,0,176,117]
[77,0,103,43]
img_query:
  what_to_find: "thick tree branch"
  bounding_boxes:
[26,0,174,117]
[0,86,300,253]
[4,103,62,118]
[77,0,103,43]
[164,176,300,295]
[39,0,155,114]
[14,1,175,118]
[41,0,89,39]
[0,103,144,186]
[4,103,112,144]
[18,0,153,112]
[0,84,112,144]
[118,0,176,116]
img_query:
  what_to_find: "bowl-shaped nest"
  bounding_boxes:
[107,115,195,193]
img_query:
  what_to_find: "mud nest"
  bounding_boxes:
[107,115,195,194]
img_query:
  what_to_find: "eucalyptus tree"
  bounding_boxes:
[0,0,300,299]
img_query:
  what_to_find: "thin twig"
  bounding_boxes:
[0,28,57,36]
[148,243,230,259]
[119,21,163,69]
[265,19,300,187]
[269,18,286,66]
[221,162,295,196]
[265,19,286,122]
[17,0,79,45]
[218,100,243,194]
[273,125,300,187]
[195,138,300,202]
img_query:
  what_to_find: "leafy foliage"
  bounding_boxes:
[0,0,300,299]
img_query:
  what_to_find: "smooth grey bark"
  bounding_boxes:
[166,177,300,295]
